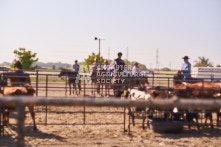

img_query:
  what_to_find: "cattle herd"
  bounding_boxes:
[0,70,221,134]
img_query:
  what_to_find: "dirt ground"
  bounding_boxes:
[1,90,221,147]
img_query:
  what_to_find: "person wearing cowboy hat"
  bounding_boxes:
[180,56,191,81]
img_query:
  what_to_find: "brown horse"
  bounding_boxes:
[1,85,37,131]
[129,75,149,88]
[3,71,31,86]
[173,71,202,86]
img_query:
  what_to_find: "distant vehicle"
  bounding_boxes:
[191,67,221,81]
[140,70,152,77]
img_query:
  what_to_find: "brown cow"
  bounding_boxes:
[173,82,221,128]
[1,85,37,130]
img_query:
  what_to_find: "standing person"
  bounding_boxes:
[180,56,191,81]
[73,60,80,72]
[132,62,140,84]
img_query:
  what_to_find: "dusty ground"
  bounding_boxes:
[1,89,221,147]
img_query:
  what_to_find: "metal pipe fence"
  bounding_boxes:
[0,97,221,146]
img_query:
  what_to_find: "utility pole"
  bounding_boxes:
[94,37,105,55]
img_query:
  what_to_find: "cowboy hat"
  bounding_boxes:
[182,56,190,59]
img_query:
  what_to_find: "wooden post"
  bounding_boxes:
[16,103,26,147]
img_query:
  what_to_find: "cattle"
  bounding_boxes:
[129,88,170,129]
[173,82,221,128]
[1,85,37,131]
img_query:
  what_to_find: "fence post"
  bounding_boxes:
[83,76,86,125]
[152,72,155,87]
[36,70,39,96]
[45,75,48,125]
[65,74,67,98]
[167,78,170,98]
[84,77,86,97]
[123,107,126,132]
[201,79,204,98]
[0,109,3,136]
[16,103,26,147]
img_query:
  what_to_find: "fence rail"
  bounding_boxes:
[0,97,221,147]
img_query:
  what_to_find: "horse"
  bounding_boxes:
[97,69,111,97]
[129,74,149,88]
[0,85,37,131]
[2,71,31,86]
[173,70,202,86]
[59,69,81,95]
[89,69,101,96]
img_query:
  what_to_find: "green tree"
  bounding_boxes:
[12,48,38,70]
[216,64,221,67]
[160,67,170,71]
[193,56,213,67]
[83,53,105,71]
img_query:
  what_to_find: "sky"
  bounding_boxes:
[0,0,221,69]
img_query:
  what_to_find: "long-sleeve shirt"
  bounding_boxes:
[132,66,140,75]
[181,62,191,79]
[90,62,100,70]
[103,64,109,71]
[73,64,80,72]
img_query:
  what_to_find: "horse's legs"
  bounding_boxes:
[217,112,220,126]
[73,83,78,96]
[27,105,37,131]
[3,110,10,124]
[78,82,81,95]
[69,83,72,95]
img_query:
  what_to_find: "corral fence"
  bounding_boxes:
[0,70,221,127]
[0,97,221,147]
[1,70,221,146]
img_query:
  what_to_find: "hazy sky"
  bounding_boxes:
[0,0,220,69]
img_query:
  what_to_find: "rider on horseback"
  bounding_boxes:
[13,59,25,83]
[132,62,140,84]
[180,56,191,81]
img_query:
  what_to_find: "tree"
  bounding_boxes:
[216,64,221,67]
[83,53,105,71]
[193,56,213,67]
[160,67,170,71]
[12,48,38,70]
